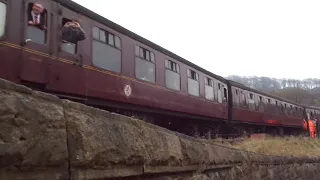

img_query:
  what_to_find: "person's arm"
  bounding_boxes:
[74,23,86,41]
[40,14,47,30]
[27,12,34,25]
[77,27,86,41]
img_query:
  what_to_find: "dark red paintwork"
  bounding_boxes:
[229,82,305,129]
[0,0,316,136]
[232,108,303,127]
[0,0,228,123]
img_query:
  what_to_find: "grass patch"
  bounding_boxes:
[218,136,320,157]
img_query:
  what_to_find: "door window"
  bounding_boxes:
[0,2,7,38]
[26,2,48,44]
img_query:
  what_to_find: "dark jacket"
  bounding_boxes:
[61,26,86,44]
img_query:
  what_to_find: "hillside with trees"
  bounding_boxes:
[226,75,320,106]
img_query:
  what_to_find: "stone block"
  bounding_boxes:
[0,81,68,180]
[64,100,183,179]
[63,101,145,179]
[176,133,209,166]
[133,120,183,167]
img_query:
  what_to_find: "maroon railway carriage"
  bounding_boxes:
[0,0,231,136]
[227,81,305,135]
[0,0,314,138]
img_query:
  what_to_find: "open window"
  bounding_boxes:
[60,17,86,54]
[223,87,228,101]
[0,2,6,38]
[249,93,254,100]
[26,2,48,44]
[61,18,76,54]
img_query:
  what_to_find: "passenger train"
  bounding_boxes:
[0,0,319,138]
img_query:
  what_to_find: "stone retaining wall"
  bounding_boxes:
[0,78,319,180]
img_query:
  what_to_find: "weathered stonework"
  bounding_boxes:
[0,79,68,180]
[1,78,320,180]
[138,163,320,180]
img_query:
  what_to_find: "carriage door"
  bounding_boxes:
[20,0,52,85]
[45,3,86,96]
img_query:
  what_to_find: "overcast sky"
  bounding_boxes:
[73,0,320,80]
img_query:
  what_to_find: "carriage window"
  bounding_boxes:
[150,52,155,62]
[93,27,120,49]
[249,93,253,99]
[241,91,246,105]
[205,77,214,100]
[146,51,150,61]
[165,59,180,91]
[223,88,228,100]
[92,26,122,73]
[99,29,106,43]
[165,59,180,73]
[135,45,155,83]
[115,36,121,49]
[26,2,48,44]
[60,18,85,54]
[135,45,139,56]
[187,69,199,96]
[205,77,213,87]
[0,2,6,38]
[92,26,99,39]
[136,46,155,63]
[187,69,199,81]
[108,33,114,46]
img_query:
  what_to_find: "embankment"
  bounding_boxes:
[0,78,320,180]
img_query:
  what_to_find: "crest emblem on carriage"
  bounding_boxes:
[124,84,132,97]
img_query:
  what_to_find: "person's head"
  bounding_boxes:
[64,18,81,27]
[72,17,80,23]
[32,2,44,15]
[64,21,76,27]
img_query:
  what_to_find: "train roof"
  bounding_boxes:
[303,105,320,110]
[55,0,227,83]
[227,80,303,107]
